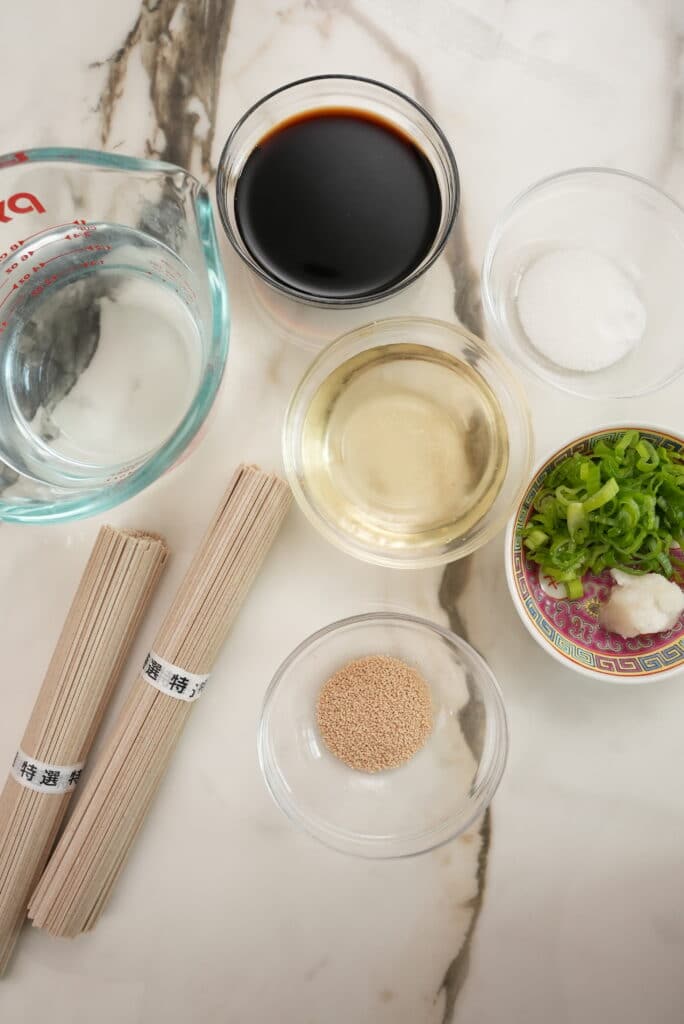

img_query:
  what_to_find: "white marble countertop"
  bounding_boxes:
[1,1,684,1022]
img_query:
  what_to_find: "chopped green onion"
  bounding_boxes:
[524,528,548,551]
[520,432,684,586]
[580,461,600,493]
[615,430,638,458]
[566,501,586,539]
[554,484,580,508]
[583,478,619,512]
[565,578,584,600]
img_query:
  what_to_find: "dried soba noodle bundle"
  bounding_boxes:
[30,465,291,937]
[0,527,168,973]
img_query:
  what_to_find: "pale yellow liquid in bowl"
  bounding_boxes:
[300,343,509,552]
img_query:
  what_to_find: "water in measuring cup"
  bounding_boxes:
[0,223,203,484]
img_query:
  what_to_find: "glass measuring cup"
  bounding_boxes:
[0,148,229,523]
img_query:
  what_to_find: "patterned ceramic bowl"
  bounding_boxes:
[505,426,684,683]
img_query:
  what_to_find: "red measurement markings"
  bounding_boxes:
[17,219,88,247]
[5,243,112,278]
[0,240,26,261]
[31,273,60,298]
[5,249,59,275]
[4,249,34,274]
[63,226,97,241]
[0,220,94,312]
[150,258,198,303]
[0,267,63,310]
[0,286,18,311]
[41,246,90,267]
[0,219,95,255]
[1,220,99,267]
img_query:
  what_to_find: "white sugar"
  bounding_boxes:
[516,248,646,372]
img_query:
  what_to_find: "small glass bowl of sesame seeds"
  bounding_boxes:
[257,612,508,858]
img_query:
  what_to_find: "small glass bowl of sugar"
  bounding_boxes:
[482,168,684,399]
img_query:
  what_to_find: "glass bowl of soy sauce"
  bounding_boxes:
[216,75,459,310]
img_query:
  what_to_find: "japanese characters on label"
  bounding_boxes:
[11,750,84,794]
[142,653,209,703]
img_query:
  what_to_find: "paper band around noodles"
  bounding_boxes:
[142,652,209,702]
[11,750,84,794]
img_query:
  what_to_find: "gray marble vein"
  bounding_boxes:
[438,559,491,1020]
[660,15,684,186]
[15,282,106,423]
[437,810,491,1024]
[316,4,490,1018]
[96,0,236,177]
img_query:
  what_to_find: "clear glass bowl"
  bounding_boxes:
[482,167,684,399]
[216,74,458,309]
[258,613,509,858]
[283,316,533,568]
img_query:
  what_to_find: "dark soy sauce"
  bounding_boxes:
[234,109,442,300]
